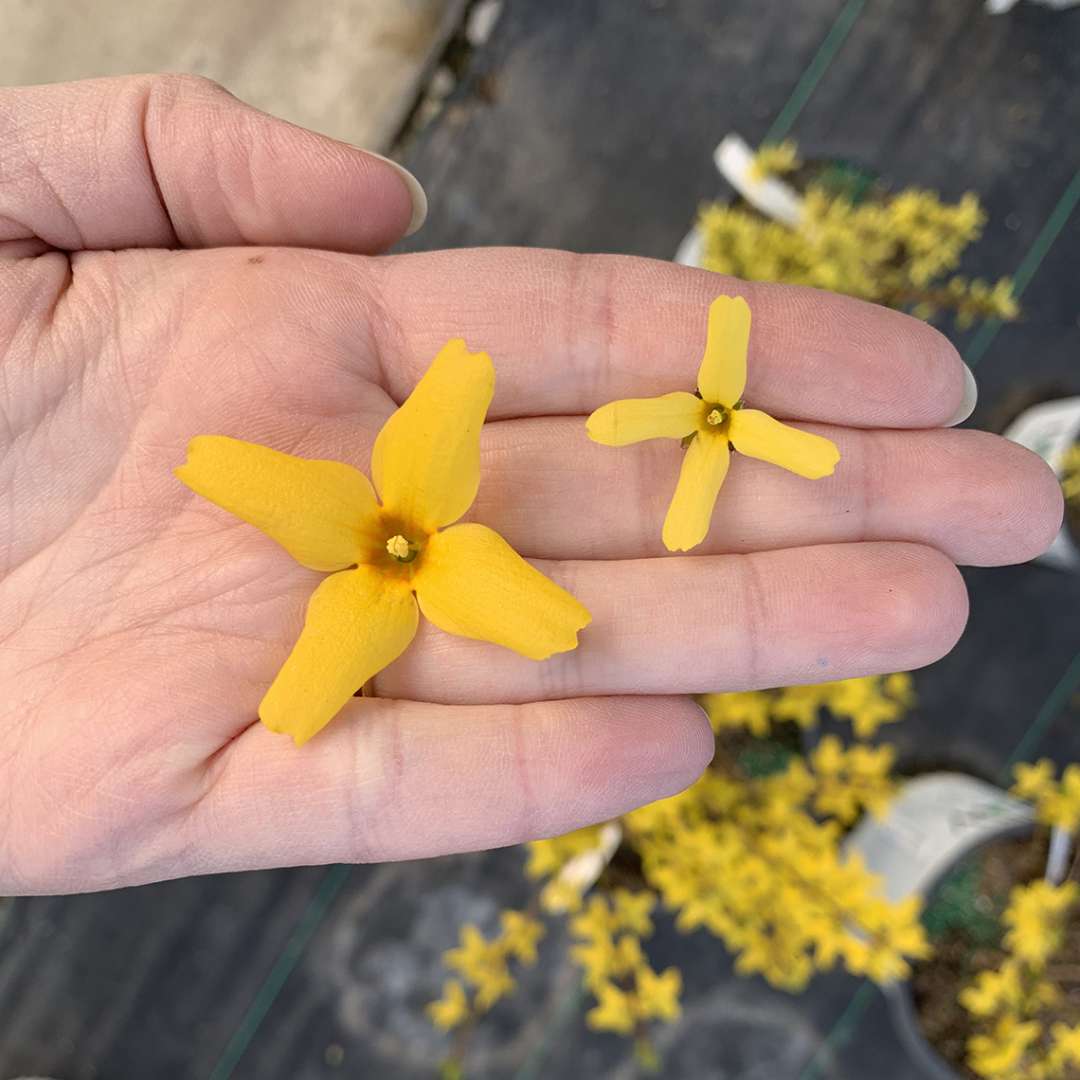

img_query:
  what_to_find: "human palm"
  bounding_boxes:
[0,76,1062,894]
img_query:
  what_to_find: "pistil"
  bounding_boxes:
[386,534,419,563]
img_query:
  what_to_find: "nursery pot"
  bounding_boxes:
[1003,395,1080,571]
[843,772,1036,1078]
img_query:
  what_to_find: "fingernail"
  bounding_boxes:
[364,151,428,236]
[945,363,978,427]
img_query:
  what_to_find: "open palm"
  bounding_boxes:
[0,76,1062,895]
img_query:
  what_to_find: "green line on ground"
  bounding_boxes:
[514,982,588,1080]
[797,982,876,1080]
[206,864,353,1080]
[763,0,868,145]
[1002,651,1080,777]
[966,165,1080,368]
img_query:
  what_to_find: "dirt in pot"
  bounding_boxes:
[912,830,1080,1078]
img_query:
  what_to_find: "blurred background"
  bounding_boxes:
[2,1,1079,1078]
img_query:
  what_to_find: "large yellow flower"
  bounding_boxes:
[176,339,591,745]
[586,296,840,552]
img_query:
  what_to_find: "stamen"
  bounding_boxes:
[386,534,417,562]
[706,406,728,427]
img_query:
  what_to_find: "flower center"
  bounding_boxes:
[706,405,730,427]
[386,533,419,563]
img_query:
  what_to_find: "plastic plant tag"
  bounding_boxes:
[674,133,805,267]
[843,772,1034,903]
[987,0,1080,12]
[713,134,804,225]
[1003,395,1080,570]
[541,822,622,913]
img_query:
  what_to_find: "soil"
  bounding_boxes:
[912,831,1080,1078]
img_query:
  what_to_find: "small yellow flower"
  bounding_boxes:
[427,979,470,1031]
[635,966,682,1021]
[587,981,637,1034]
[176,340,591,744]
[445,925,496,984]
[571,895,618,942]
[1013,759,1056,801]
[499,910,545,966]
[612,889,656,937]
[1049,1023,1080,1070]
[586,297,840,551]
[749,140,801,182]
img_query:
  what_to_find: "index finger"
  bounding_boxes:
[371,248,972,429]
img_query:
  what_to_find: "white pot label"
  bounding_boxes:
[713,134,804,226]
[844,773,1034,903]
[1004,396,1080,570]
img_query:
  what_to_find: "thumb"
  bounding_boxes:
[0,74,426,254]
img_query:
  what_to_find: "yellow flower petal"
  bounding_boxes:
[696,295,751,406]
[661,433,730,552]
[414,523,590,660]
[729,409,840,479]
[371,339,495,532]
[260,566,418,745]
[176,436,378,571]
[586,392,704,446]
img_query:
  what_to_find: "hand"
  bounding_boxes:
[0,76,1062,894]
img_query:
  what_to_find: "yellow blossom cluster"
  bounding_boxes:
[749,139,802,181]
[960,879,1080,1079]
[699,157,1018,327]
[624,760,926,991]
[427,909,545,1031]
[433,676,921,1058]
[569,891,682,1035]
[700,672,914,740]
[1061,445,1080,505]
[1013,760,1080,832]
[807,735,896,824]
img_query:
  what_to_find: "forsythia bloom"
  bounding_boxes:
[176,340,590,744]
[569,891,682,1035]
[1003,880,1079,968]
[700,673,914,741]
[699,166,1019,328]
[1012,761,1080,832]
[810,736,896,824]
[429,908,546,1030]
[427,980,469,1031]
[1061,444,1080,504]
[749,140,801,182]
[586,296,839,551]
[960,879,1080,1079]
[625,764,925,993]
[968,1016,1042,1077]
[431,678,923,1058]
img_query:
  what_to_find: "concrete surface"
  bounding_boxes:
[0,0,467,150]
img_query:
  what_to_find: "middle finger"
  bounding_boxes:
[467,420,1061,567]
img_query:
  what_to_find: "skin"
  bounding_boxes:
[0,76,1064,895]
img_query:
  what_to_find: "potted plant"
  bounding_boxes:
[677,133,1018,332]
[1004,398,1080,570]
[847,763,1080,1078]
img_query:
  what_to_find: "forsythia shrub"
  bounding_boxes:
[953,762,1080,1078]
[959,880,1080,1078]
[700,140,1018,329]
[428,140,1018,1074]
[431,675,929,1072]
